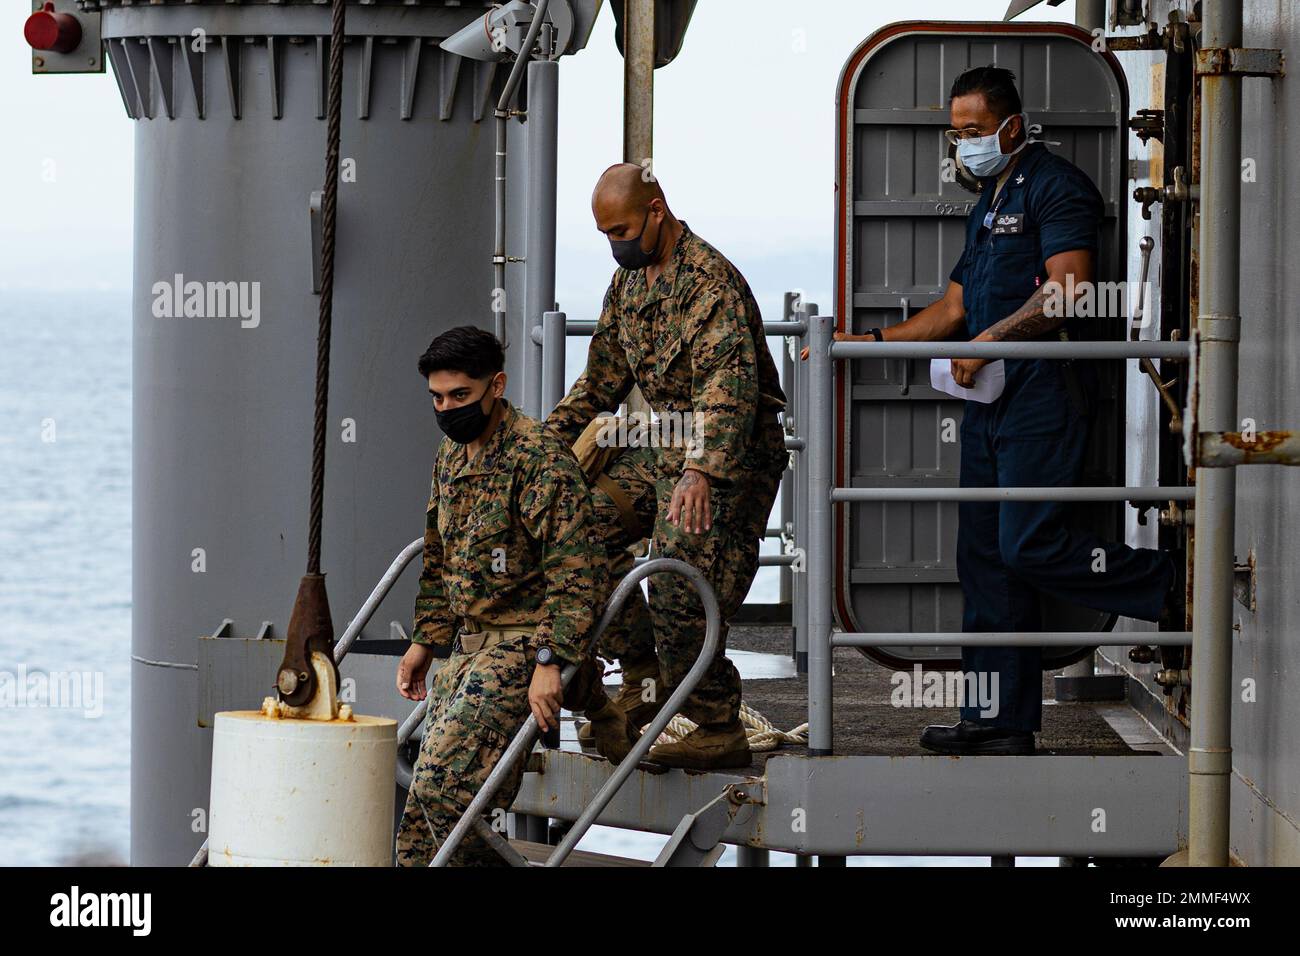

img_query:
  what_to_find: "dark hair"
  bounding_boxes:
[417,325,505,380]
[949,66,1022,119]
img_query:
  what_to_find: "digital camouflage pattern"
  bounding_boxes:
[410,401,600,666]
[545,225,787,726]
[546,223,786,483]
[395,402,602,867]
[395,633,534,867]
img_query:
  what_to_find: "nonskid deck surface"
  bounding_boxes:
[566,625,1172,777]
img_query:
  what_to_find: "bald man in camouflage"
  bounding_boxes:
[545,164,787,770]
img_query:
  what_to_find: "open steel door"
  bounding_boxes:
[833,21,1130,669]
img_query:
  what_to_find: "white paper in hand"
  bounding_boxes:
[929,358,1006,404]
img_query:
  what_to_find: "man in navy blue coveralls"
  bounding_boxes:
[838,67,1174,755]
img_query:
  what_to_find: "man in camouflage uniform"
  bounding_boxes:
[394,326,623,867]
[546,164,787,770]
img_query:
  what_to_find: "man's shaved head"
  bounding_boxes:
[593,163,665,216]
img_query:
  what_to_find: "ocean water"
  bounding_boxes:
[0,290,133,866]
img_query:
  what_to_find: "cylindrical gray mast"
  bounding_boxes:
[106,1,525,865]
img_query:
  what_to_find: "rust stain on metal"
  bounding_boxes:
[1222,430,1291,452]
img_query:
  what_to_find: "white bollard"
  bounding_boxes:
[208,711,397,867]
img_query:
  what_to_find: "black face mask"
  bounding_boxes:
[436,380,495,445]
[609,208,660,271]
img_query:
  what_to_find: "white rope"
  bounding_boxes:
[647,701,808,753]
[605,663,809,753]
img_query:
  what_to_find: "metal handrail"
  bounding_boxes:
[188,536,425,867]
[832,631,1193,648]
[830,340,1191,360]
[429,557,720,868]
[558,319,807,338]
[832,486,1195,503]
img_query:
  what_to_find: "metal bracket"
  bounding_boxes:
[1196,48,1285,78]
[652,783,761,867]
[309,191,323,294]
[1234,552,1257,612]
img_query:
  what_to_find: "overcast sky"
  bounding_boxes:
[2,0,1079,309]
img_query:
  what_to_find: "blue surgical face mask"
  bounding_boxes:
[957,112,1028,179]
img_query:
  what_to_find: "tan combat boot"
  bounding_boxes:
[578,658,665,754]
[582,698,641,764]
[646,720,751,770]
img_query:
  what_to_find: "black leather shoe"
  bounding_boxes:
[920,720,1035,755]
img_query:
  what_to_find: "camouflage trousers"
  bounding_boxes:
[590,414,787,726]
[394,634,534,867]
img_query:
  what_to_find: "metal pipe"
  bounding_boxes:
[492,0,552,345]
[792,305,815,674]
[1074,0,1106,32]
[541,310,566,414]
[774,369,795,600]
[633,552,794,568]
[784,437,806,452]
[763,320,809,335]
[832,486,1194,503]
[398,699,429,747]
[560,319,804,338]
[622,0,655,167]
[832,631,1193,648]
[333,537,424,663]
[831,341,1191,360]
[523,57,558,417]
[805,313,835,754]
[737,846,770,867]
[1189,0,1242,869]
[780,301,796,607]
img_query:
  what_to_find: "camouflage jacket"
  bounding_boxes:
[545,223,786,483]
[411,402,600,666]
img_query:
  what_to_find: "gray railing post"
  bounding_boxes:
[792,303,816,674]
[806,312,835,755]
[522,54,558,418]
[779,293,797,607]
[542,310,566,415]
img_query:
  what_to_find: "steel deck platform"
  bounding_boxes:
[511,626,1188,859]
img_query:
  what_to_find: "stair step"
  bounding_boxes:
[508,839,651,868]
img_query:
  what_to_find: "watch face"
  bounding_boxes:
[537,647,554,666]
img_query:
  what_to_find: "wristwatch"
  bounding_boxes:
[535,645,558,667]
[869,327,885,342]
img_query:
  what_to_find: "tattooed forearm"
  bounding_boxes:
[981,283,1065,342]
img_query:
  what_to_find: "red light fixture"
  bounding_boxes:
[25,2,82,55]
